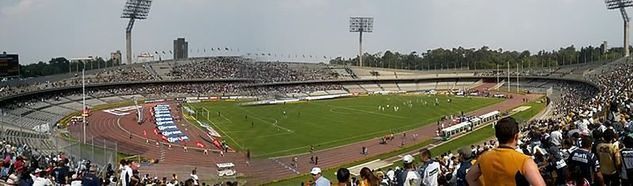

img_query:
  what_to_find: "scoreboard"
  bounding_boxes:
[0,53,19,77]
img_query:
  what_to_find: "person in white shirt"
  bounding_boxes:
[32,169,53,186]
[190,168,199,185]
[70,174,82,186]
[418,148,440,186]
[386,168,395,182]
[119,160,133,186]
[549,125,563,147]
[398,154,420,186]
[310,167,331,186]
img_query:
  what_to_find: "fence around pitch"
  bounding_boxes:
[60,138,119,169]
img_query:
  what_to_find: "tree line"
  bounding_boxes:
[329,45,625,70]
[19,57,119,77]
[14,44,625,78]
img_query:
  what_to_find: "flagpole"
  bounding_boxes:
[507,61,510,92]
[82,68,86,144]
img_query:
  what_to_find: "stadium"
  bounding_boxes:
[0,54,611,185]
[2,0,633,186]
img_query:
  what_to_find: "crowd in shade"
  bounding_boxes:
[0,83,241,111]
[0,139,239,186]
[169,57,337,82]
[0,58,338,99]
[0,66,156,98]
[0,82,346,108]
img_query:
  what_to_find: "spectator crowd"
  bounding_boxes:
[0,57,339,99]
[169,57,336,82]
[0,139,241,186]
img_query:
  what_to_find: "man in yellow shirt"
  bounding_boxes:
[596,128,621,186]
[465,117,545,186]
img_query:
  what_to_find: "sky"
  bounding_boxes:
[0,0,626,64]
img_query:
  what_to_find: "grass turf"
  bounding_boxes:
[264,99,545,186]
[185,94,501,158]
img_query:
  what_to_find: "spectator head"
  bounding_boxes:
[495,117,520,145]
[310,167,322,179]
[458,147,473,161]
[581,137,593,149]
[572,132,580,139]
[592,129,603,141]
[336,168,351,184]
[603,128,616,142]
[119,159,128,166]
[359,167,372,178]
[419,148,432,161]
[402,154,415,169]
[359,167,379,184]
[624,135,633,148]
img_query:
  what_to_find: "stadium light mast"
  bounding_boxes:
[350,17,374,67]
[605,0,633,57]
[121,0,152,64]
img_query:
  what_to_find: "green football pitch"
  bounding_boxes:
[185,94,502,158]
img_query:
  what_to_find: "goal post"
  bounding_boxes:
[203,107,211,121]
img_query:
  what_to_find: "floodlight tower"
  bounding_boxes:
[121,0,152,64]
[606,0,633,57]
[350,17,374,67]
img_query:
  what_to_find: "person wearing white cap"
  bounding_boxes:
[70,173,82,186]
[32,168,53,186]
[310,167,330,186]
[395,154,420,186]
